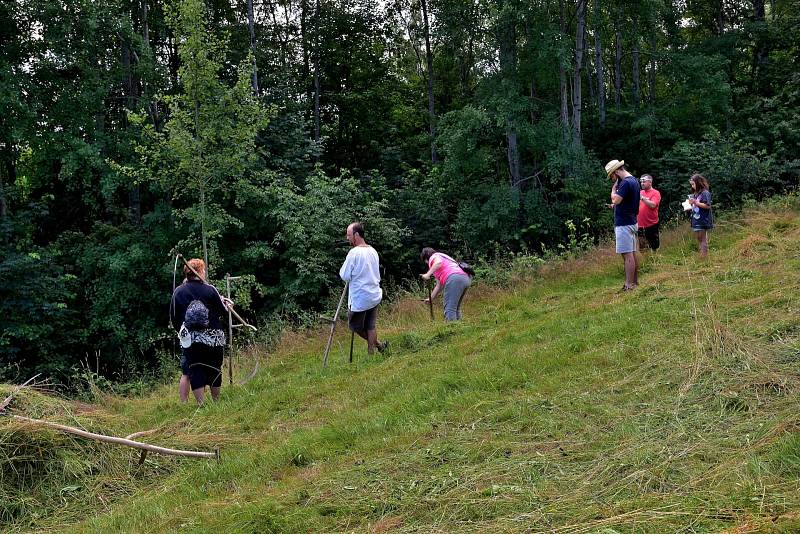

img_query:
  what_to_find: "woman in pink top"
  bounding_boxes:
[420,247,472,321]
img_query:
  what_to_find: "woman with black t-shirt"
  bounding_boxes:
[170,258,232,404]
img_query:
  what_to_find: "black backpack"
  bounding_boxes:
[458,261,475,277]
[441,253,475,278]
[184,299,210,330]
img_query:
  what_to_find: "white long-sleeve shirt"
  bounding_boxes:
[339,245,382,312]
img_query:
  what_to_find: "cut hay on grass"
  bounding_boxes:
[4,195,800,533]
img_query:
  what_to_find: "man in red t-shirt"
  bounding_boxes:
[637,174,661,251]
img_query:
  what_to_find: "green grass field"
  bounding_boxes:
[3,198,800,533]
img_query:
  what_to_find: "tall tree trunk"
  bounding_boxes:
[142,0,160,132]
[420,0,438,163]
[461,1,477,97]
[313,0,321,145]
[559,0,569,135]
[648,30,656,105]
[122,41,134,112]
[753,0,769,94]
[715,0,724,35]
[631,17,640,109]
[594,0,606,128]
[587,59,594,116]
[301,0,311,102]
[614,11,622,111]
[572,0,586,143]
[498,0,521,187]
[142,0,149,44]
[246,0,259,94]
[663,0,681,49]
[168,34,179,89]
[0,158,11,222]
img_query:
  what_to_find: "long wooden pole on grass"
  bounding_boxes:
[323,282,348,368]
[6,414,219,459]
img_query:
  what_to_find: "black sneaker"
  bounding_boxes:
[377,341,389,354]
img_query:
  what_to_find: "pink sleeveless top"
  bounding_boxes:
[429,253,467,286]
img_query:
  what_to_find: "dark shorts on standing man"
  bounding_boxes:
[183,343,224,390]
[637,222,660,250]
[348,305,378,332]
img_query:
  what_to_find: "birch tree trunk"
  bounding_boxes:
[0,161,9,222]
[753,0,768,94]
[631,16,640,109]
[572,0,586,143]
[313,0,321,144]
[648,30,656,105]
[594,0,606,128]
[614,11,622,111]
[246,0,259,94]
[301,0,310,101]
[498,0,521,187]
[142,0,149,44]
[420,0,438,163]
[559,0,569,135]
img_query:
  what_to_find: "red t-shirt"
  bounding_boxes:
[638,188,661,228]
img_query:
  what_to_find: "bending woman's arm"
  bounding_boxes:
[421,258,442,280]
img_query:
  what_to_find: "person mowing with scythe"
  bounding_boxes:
[339,222,388,355]
[170,258,233,404]
[420,247,472,321]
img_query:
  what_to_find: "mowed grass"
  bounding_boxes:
[6,197,800,533]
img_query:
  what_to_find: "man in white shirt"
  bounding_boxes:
[339,222,387,355]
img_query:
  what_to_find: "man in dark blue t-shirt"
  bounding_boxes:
[605,159,641,291]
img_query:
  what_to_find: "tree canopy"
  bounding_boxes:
[1,0,798,383]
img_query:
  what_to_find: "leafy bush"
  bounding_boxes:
[655,130,783,215]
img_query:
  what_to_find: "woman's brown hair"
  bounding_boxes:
[420,247,436,263]
[690,174,710,192]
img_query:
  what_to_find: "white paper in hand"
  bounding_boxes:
[682,199,692,212]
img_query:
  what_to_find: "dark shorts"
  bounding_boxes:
[348,305,378,332]
[183,343,224,390]
[180,352,190,375]
[638,222,660,250]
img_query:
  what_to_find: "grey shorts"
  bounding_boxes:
[615,224,638,254]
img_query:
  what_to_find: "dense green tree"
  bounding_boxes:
[1,0,799,385]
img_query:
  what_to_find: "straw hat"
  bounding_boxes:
[604,159,625,177]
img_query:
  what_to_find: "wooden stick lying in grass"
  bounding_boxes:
[0,374,41,412]
[125,428,162,440]
[6,414,219,460]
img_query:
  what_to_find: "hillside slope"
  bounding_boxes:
[5,198,800,533]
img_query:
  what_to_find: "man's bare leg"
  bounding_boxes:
[192,386,205,405]
[623,252,637,289]
[179,375,190,403]
[633,252,640,286]
[367,329,378,354]
[210,387,221,401]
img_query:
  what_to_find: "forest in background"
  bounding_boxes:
[1,0,798,384]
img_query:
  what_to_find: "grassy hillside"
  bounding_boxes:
[4,197,800,533]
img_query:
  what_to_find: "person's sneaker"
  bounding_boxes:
[377,341,389,354]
